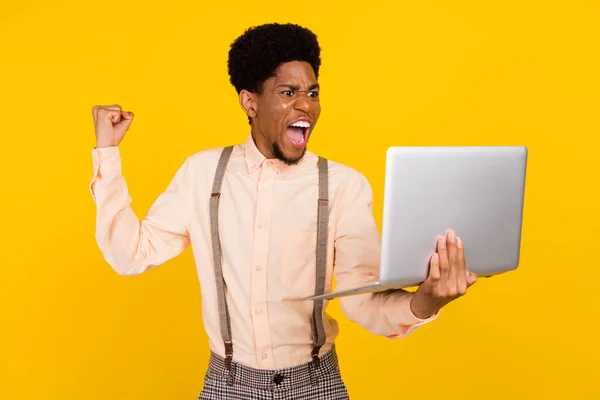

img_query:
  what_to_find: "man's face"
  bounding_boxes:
[249,61,321,165]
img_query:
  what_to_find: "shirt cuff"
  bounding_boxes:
[90,146,122,198]
[92,146,122,176]
[386,296,440,339]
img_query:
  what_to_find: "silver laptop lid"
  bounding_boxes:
[379,146,528,287]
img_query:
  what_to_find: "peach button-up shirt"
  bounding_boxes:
[89,132,436,370]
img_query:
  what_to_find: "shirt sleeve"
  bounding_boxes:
[333,170,438,338]
[89,146,193,276]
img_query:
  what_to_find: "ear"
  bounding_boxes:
[239,90,258,119]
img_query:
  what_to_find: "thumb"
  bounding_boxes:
[114,111,134,135]
[428,253,440,280]
[121,110,134,120]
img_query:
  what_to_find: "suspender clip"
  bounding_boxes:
[224,340,233,371]
[311,345,322,368]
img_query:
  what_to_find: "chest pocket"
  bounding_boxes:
[279,229,334,298]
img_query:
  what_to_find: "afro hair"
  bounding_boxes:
[227,23,321,96]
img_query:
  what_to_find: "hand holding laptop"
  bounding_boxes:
[409,229,478,319]
[309,146,527,302]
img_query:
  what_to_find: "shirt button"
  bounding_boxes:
[255,308,262,315]
[261,353,268,360]
[262,182,269,188]
[255,265,262,272]
[258,224,263,230]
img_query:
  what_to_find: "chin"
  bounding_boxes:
[273,142,306,166]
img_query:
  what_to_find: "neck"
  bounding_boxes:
[250,127,275,160]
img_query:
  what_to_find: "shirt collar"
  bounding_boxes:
[242,130,309,176]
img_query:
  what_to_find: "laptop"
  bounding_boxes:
[309,146,528,301]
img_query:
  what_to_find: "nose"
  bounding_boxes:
[293,93,312,113]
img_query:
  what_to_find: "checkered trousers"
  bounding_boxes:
[198,346,350,399]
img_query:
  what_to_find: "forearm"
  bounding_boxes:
[92,175,156,275]
[409,290,441,319]
[90,147,191,275]
[340,287,434,338]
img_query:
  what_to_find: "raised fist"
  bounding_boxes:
[92,104,134,148]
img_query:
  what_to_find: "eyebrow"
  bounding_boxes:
[277,83,320,91]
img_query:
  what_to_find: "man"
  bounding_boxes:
[89,23,477,399]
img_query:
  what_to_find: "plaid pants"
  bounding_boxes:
[198,347,350,399]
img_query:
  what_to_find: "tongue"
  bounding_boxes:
[286,127,304,143]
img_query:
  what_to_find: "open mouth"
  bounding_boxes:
[286,120,310,148]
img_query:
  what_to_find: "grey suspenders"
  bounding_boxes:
[209,145,235,370]
[209,146,329,371]
[311,156,329,368]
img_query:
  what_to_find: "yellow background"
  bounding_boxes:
[1,0,599,399]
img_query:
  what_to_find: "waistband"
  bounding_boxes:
[207,346,341,390]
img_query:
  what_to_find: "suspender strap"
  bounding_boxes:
[311,156,329,368]
[209,146,330,371]
[210,146,234,370]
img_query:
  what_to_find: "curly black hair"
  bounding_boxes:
[227,23,321,96]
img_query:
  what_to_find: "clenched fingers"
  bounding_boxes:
[92,104,122,122]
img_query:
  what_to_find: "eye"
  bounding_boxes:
[282,90,294,97]
[309,91,319,98]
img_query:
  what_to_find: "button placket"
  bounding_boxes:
[251,163,276,369]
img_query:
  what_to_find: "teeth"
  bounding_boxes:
[290,121,310,128]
